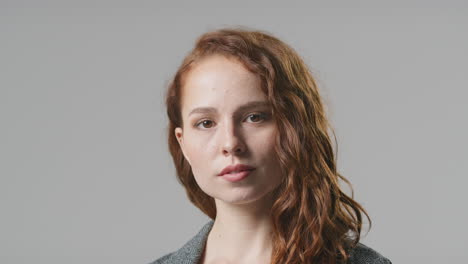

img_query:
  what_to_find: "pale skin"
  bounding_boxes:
[175,55,285,264]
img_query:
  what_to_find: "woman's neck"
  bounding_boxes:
[201,192,275,264]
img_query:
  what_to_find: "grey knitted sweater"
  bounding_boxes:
[150,220,392,264]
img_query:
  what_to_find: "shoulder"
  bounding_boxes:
[347,242,392,264]
[148,223,392,264]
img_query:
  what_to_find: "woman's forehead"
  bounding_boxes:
[180,56,266,114]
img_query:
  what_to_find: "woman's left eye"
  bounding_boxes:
[245,113,266,123]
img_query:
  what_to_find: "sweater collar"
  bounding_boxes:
[169,220,214,264]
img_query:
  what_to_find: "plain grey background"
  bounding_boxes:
[1,1,467,263]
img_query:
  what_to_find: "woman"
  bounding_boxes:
[151,27,392,264]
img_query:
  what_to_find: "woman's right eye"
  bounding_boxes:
[195,120,215,129]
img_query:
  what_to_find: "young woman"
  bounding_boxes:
[151,27,392,264]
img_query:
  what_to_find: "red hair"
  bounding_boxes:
[165,27,371,264]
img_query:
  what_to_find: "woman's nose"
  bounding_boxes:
[220,122,246,156]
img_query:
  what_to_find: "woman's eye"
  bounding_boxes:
[196,120,215,129]
[245,113,266,123]
[195,113,267,129]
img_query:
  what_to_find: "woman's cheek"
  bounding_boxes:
[185,140,209,173]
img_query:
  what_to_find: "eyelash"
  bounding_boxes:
[194,113,268,129]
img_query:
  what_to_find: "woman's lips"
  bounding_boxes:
[220,169,255,182]
[218,164,256,176]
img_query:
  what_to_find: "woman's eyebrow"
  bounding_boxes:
[188,101,270,116]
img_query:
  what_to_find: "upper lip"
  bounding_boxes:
[218,164,256,176]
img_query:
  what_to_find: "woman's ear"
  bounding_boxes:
[174,127,191,164]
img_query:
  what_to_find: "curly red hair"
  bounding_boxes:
[165,27,371,264]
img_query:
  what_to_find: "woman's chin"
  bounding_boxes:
[213,190,271,206]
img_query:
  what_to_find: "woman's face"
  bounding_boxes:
[175,55,284,205]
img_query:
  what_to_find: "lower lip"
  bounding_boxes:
[220,170,254,182]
